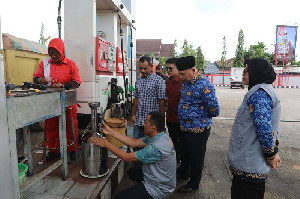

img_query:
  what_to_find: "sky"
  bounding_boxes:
[1,0,299,62]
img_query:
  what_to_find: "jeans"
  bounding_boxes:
[133,125,144,139]
[133,125,144,151]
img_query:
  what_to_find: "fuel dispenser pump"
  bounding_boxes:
[80,102,109,178]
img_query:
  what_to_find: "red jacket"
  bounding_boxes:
[166,75,181,123]
[33,38,81,85]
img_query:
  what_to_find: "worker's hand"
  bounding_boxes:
[267,153,281,169]
[88,137,107,147]
[129,116,135,127]
[51,82,63,88]
[101,122,112,135]
[38,78,48,85]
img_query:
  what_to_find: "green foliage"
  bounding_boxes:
[180,39,196,57]
[195,46,205,72]
[244,42,273,63]
[150,53,156,58]
[173,39,178,57]
[159,56,168,73]
[39,23,51,46]
[159,57,167,67]
[177,39,205,72]
[221,36,227,67]
[233,30,244,68]
[290,60,300,66]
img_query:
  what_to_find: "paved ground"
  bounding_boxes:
[115,87,300,199]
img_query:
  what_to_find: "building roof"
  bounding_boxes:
[2,33,47,54]
[160,44,174,58]
[204,62,220,74]
[136,39,162,55]
[136,39,174,58]
[215,58,234,67]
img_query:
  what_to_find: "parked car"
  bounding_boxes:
[230,67,244,89]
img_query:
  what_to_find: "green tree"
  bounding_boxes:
[233,29,244,67]
[221,36,227,67]
[195,46,205,72]
[150,53,156,58]
[221,36,227,84]
[173,39,178,57]
[180,39,196,57]
[39,23,51,46]
[158,56,167,74]
[290,60,300,66]
[175,39,206,72]
[159,56,167,67]
[244,42,273,63]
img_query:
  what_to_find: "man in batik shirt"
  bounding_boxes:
[176,56,220,194]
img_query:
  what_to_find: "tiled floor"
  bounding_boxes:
[18,125,130,199]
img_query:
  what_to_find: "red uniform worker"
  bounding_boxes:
[33,38,81,161]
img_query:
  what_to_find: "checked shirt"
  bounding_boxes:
[134,73,166,126]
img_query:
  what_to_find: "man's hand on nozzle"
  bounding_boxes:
[88,137,107,147]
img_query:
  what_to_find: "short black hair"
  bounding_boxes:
[139,56,153,66]
[148,112,165,132]
[166,57,177,65]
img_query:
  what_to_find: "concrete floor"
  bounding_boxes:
[115,87,300,199]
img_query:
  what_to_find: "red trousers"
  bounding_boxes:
[44,105,79,153]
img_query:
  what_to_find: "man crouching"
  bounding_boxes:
[89,112,176,199]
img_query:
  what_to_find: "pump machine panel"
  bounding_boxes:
[95,37,116,74]
[116,47,128,74]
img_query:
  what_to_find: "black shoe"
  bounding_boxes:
[70,151,76,161]
[46,152,60,162]
[177,184,198,193]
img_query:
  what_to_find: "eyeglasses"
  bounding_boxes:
[166,67,174,71]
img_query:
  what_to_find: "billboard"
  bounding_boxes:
[275,25,298,61]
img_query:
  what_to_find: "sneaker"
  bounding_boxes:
[177,184,198,193]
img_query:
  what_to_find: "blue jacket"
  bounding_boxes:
[178,73,220,133]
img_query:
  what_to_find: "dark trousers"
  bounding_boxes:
[166,122,182,162]
[231,175,265,199]
[114,183,152,199]
[178,128,210,189]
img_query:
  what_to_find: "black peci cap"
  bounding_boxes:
[176,56,195,71]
